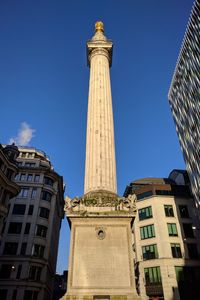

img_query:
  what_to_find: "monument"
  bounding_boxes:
[62,22,140,300]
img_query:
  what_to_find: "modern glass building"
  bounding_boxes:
[168,0,200,206]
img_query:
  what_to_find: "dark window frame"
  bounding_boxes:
[12,204,26,215]
[179,205,190,218]
[3,242,18,255]
[164,205,174,217]
[142,244,158,260]
[140,224,155,240]
[8,222,22,234]
[171,243,182,258]
[167,223,178,236]
[138,206,153,221]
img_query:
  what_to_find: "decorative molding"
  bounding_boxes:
[64,193,137,218]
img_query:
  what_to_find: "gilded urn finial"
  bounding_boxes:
[95,21,104,32]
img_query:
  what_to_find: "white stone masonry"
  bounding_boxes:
[84,24,117,195]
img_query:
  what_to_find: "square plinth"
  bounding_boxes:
[65,217,140,299]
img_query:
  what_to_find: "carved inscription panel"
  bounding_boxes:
[71,224,132,288]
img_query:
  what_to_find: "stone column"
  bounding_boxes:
[84,22,117,195]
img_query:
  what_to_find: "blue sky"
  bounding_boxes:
[0,0,194,274]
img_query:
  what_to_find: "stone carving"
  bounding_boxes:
[64,193,137,217]
[96,227,106,240]
[121,194,137,213]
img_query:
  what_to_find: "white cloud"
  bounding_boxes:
[9,122,36,146]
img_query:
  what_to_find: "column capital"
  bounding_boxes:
[87,40,113,67]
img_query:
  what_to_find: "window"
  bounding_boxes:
[179,205,189,218]
[41,190,52,202]
[31,188,37,199]
[164,205,174,217]
[32,244,45,258]
[156,189,172,196]
[137,190,153,200]
[0,158,3,169]
[183,223,194,238]
[24,223,31,234]
[3,242,18,255]
[20,173,26,181]
[142,244,158,260]
[0,289,8,300]
[27,174,33,181]
[39,207,49,219]
[8,222,22,234]
[12,290,17,300]
[25,162,35,167]
[187,243,198,259]
[35,225,47,238]
[44,176,54,186]
[28,205,34,215]
[21,153,26,158]
[140,225,155,239]
[23,290,39,300]
[171,243,182,258]
[12,204,26,215]
[138,206,152,220]
[16,264,22,279]
[29,266,42,281]
[6,168,13,180]
[18,187,29,198]
[15,174,19,181]
[144,267,162,284]
[20,243,27,255]
[0,264,12,278]
[34,175,40,182]
[1,220,6,234]
[167,223,178,236]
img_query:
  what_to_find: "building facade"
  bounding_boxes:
[0,147,64,300]
[124,170,200,300]
[168,0,200,206]
[0,144,20,239]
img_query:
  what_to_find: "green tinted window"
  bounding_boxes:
[138,206,153,220]
[142,244,158,260]
[167,223,178,236]
[140,225,155,239]
[144,267,161,284]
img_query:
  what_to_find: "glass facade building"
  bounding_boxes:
[168,0,200,206]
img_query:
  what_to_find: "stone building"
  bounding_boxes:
[0,146,64,300]
[168,0,200,206]
[124,170,200,300]
[0,144,20,239]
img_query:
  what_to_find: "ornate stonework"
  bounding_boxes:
[64,193,137,217]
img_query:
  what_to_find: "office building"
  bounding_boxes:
[124,170,200,300]
[0,146,64,300]
[168,0,200,206]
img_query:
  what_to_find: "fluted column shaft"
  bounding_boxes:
[84,48,117,195]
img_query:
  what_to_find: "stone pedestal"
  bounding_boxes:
[61,192,141,300]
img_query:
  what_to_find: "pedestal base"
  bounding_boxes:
[60,295,141,300]
[63,194,141,300]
